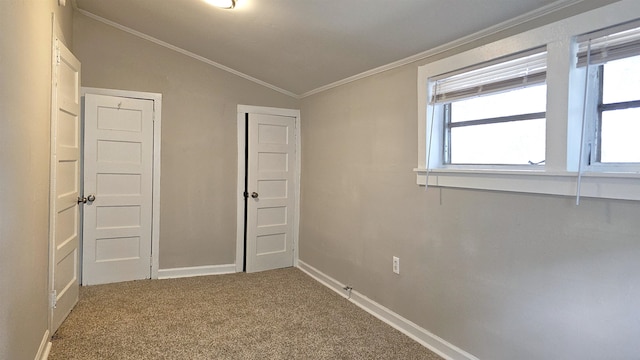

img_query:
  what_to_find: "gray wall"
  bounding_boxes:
[72,13,299,269]
[2,1,634,359]
[298,3,640,360]
[0,1,73,359]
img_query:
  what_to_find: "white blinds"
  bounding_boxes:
[430,49,547,104]
[577,20,640,67]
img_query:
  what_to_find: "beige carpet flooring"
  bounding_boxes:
[49,268,443,359]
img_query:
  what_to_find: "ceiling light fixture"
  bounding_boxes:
[205,0,236,9]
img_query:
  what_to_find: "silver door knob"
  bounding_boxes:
[251,192,259,199]
[87,194,96,202]
[77,196,87,204]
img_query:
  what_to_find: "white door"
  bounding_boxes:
[49,38,81,333]
[82,94,154,285]
[246,114,296,273]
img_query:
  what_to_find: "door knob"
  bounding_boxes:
[77,196,87,204]
[87,194,96,202]
[251,192,259,199]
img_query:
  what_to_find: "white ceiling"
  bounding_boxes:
[75,0,574,97]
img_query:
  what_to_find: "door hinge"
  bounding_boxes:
[50,290,57,309]
[55,46,61,65]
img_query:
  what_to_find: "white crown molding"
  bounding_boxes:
[76,0,589,99]
[299,0,587,98]
[75,9,300,99]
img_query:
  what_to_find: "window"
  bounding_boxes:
[444,84,547,165]
[415,2,640,201]
[429,50,547,166]
[598,55,640,163]
[577,22,640,166]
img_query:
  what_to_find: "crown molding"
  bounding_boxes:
[75,9,300,99]
[299,0,588,98]
[75,0,593,100]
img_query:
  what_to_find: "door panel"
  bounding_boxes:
[50,38,81,333]
[246,114,296,272]
[82,94,154,285]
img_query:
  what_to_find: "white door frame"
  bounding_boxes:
[81,87,162,279]
[236,105,301,272]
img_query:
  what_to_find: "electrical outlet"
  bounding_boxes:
[393,256,400,274]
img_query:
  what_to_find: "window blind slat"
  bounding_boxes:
[434,72,546,103]
[431,50,547,104]
[577,21,640,67]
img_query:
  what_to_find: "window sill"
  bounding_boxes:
[413,167,640,201]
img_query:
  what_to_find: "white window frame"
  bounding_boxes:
[431,49,548,167]
[584,61,640,173]
[576,21,640,173]
[415,0,640,201]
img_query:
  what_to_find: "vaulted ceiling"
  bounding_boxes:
[75,0,576,97]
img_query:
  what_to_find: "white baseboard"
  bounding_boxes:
[297,260,479,360]
[35,329,51,360]
[158,264,236,279]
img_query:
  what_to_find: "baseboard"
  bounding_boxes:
[157,264,236,279]
[297,260,479,360]
[35,329,51,360]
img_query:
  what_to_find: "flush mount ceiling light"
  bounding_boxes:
[205,0,236,9]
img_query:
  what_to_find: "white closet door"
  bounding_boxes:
[82,94,154,285]
[246,113,296,273]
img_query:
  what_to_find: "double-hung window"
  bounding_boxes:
[577,22,640,166]
[429,49,547,166]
